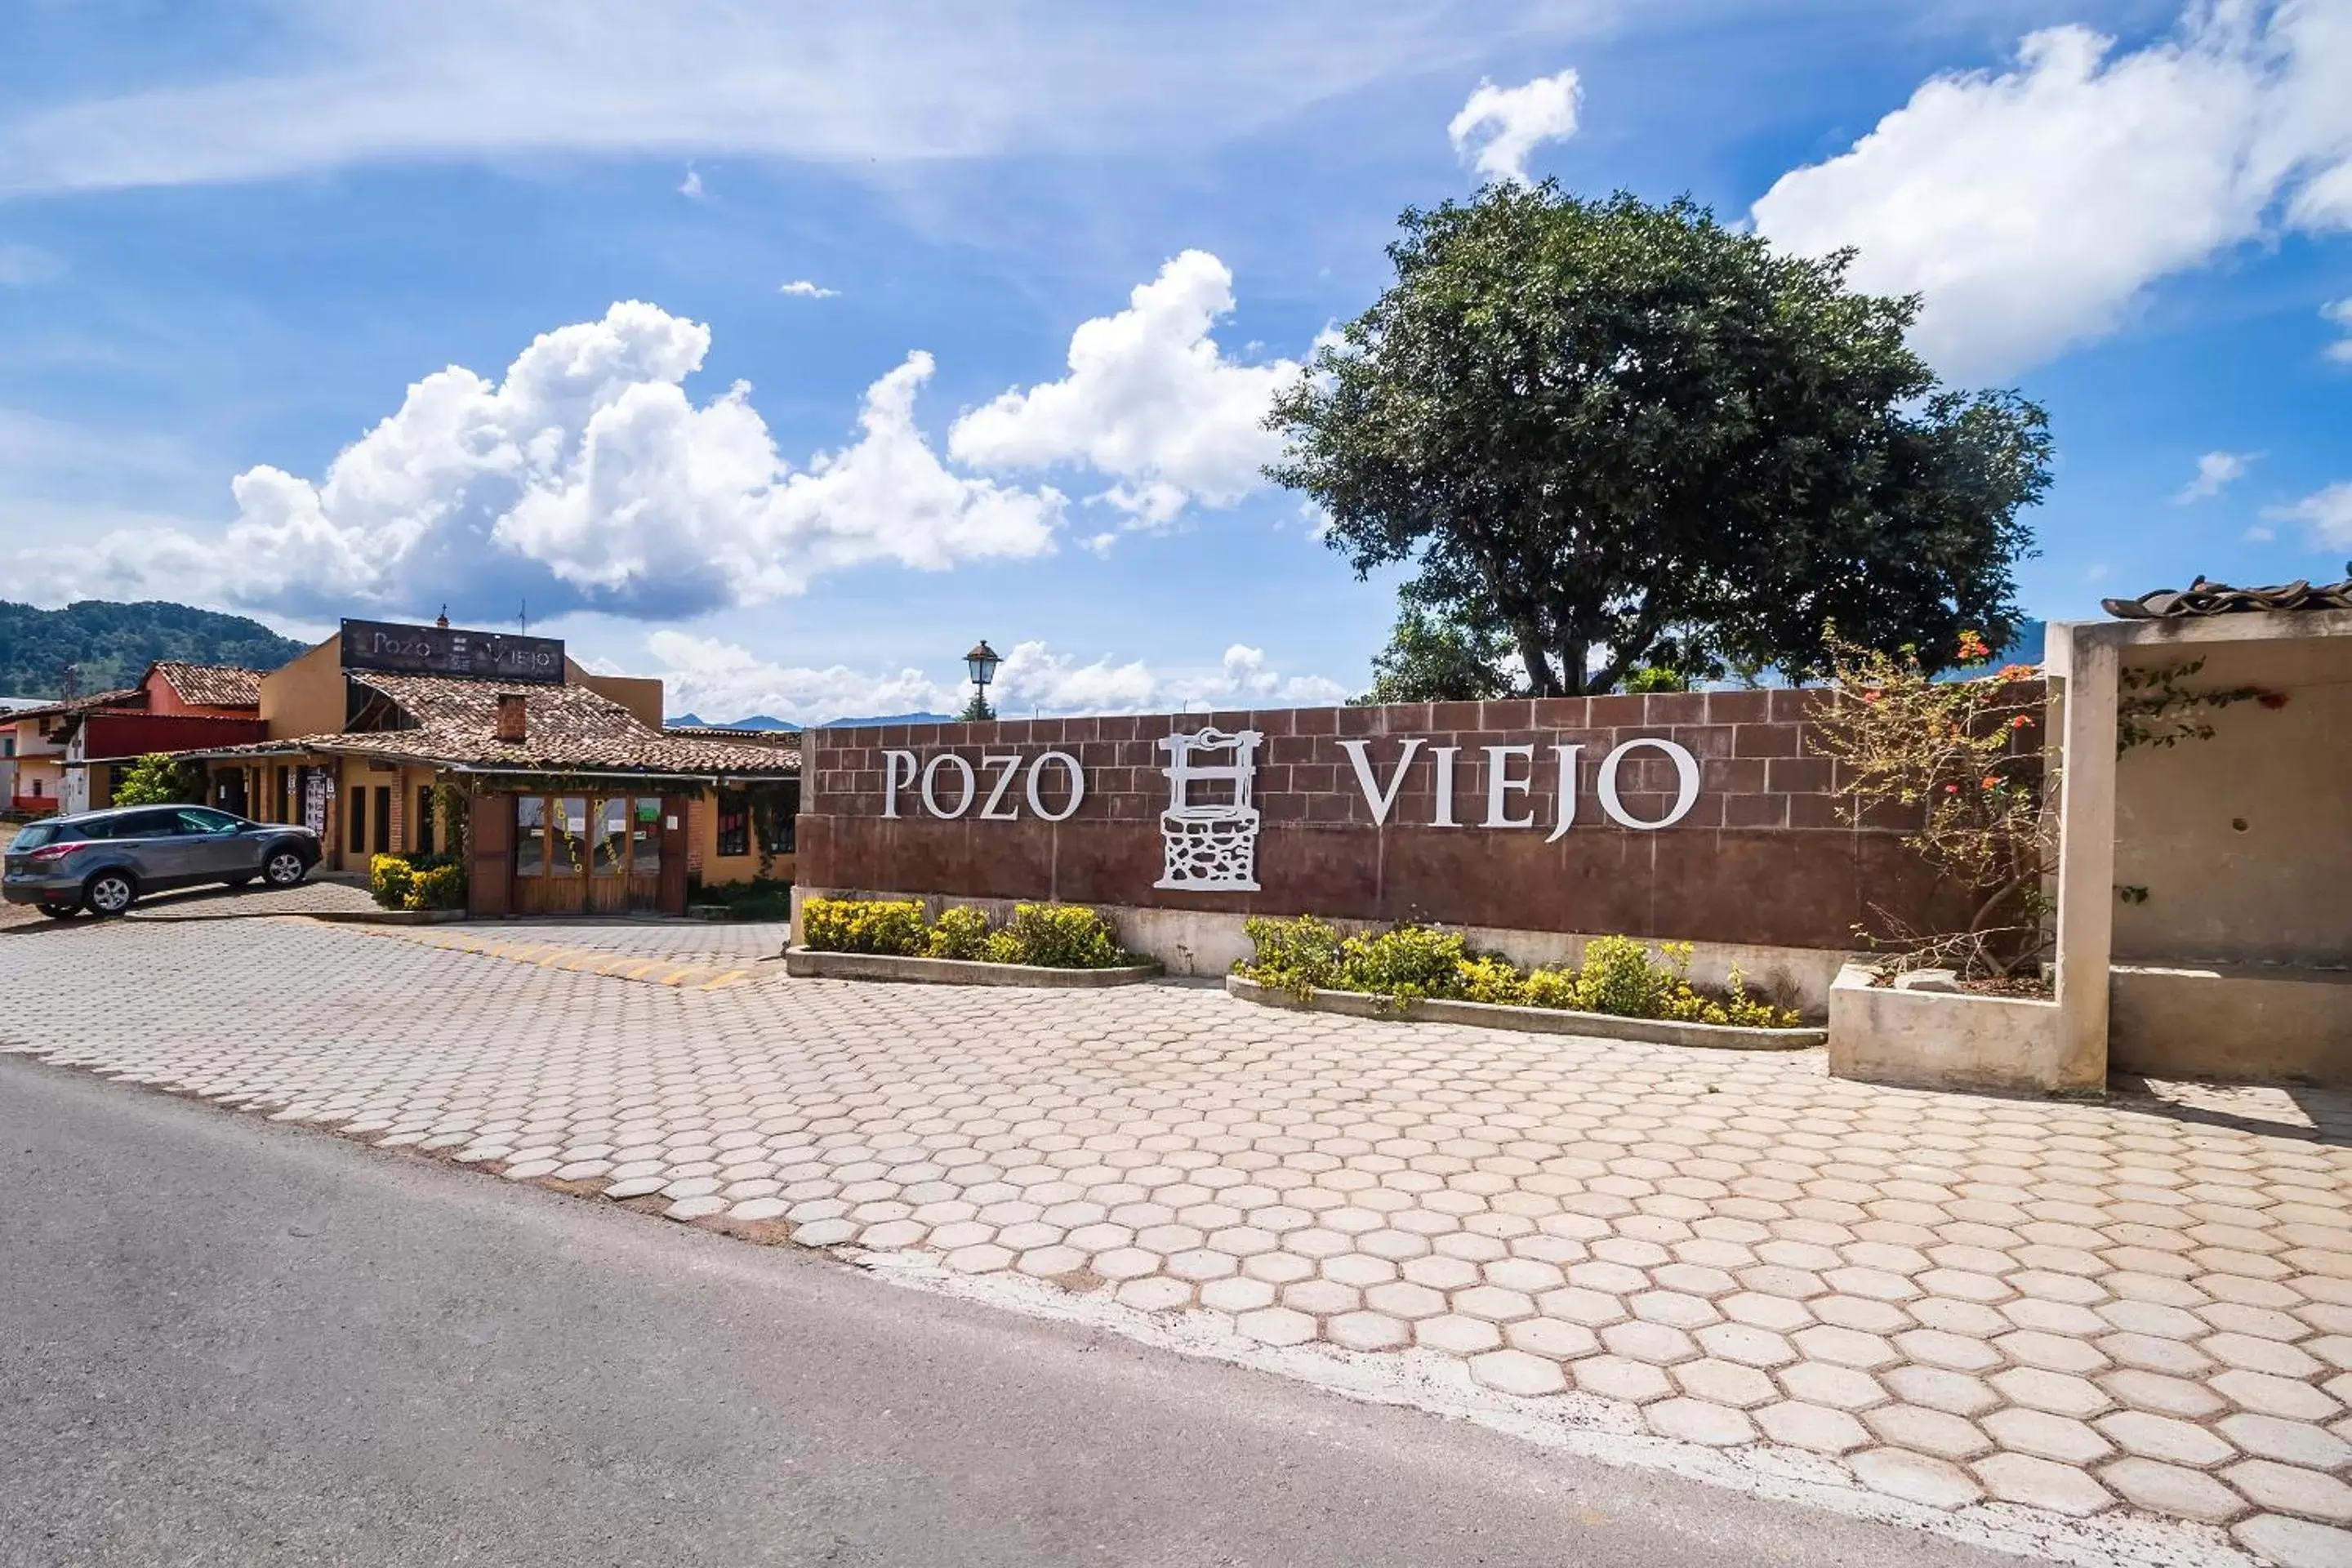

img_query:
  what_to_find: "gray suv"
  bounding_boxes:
[3,805,321,919]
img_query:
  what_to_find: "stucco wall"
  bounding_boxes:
[2111,636,2352,968]
[260,638,347,741]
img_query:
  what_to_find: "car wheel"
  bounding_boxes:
[83,871,137,917]
[264,850,308,887]
[36,902,78,920]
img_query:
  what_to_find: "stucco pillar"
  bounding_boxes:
[2051,632,2119,1090]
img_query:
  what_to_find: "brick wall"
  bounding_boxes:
[800,690,1989,952]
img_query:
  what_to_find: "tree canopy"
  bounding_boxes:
[1268,185,2052,696]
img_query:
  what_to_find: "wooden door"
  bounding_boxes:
[467,792,513,915]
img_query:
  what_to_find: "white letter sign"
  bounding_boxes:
[921,754,976,819]
[882,750,917,818]
[1595,738,1700,830]
[1337,738,1423,826]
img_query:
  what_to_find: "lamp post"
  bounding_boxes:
[962,639,1001,723]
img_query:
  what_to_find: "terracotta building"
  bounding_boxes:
[7,662,275,814]
[176,617,798,916]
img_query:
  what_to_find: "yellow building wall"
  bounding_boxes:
[691,790,795,888]
[568,662,666,730]
[261,637,346,740]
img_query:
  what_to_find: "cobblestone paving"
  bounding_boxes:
[338,920,788,990]
[8,917,2348,1564]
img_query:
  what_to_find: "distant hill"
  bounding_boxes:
[0,599,307,697]
[668,712,802,732]
[666,710,958,729]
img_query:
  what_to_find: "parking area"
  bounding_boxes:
[4,912,2346,1564]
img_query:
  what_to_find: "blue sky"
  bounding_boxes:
[0,0,2345,721]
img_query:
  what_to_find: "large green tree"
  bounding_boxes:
[1353,589,1518,705]
[1268,185,2052,695]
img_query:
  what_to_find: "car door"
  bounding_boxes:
[109,808,199,889]
[175,808,261,879]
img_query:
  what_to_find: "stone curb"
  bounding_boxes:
[784,948,1165,987]
[1225,973,1824,1050]
[301,908,477,925]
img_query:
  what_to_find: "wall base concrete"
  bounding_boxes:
[791,886,1855,1016]
[1828,963,2076,1095]
[2111,963,2351,1085]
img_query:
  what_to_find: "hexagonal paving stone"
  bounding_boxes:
[1575,1355,1673,1404]
[1630,1290,1722,1330]
[1418,1314,1504,1354]
[1864,1404,1993,1461]
[1849,1448,1984,1510]
[2232,1515,2352,1568]
[1695,1323,1797,1370]
[1282,1278,1361,1316]
[1971,1453,2114,1517]
[1754,1399,1871,1454]
[1236,1307,1318,1347]
[1779,1360,1890,1412]
[1471,1348,1570,1397]
[1882,1365,2000,1418]
[1328,1312,1410,1352]
[1454,1285,1538,1325]
[2219,1412,2352,1470]
[1505,1317,1599,1361]
[1989,1365,2112,1419]
[2100,1368,2226,1419]
[2223,1460,2352,1523]
[1982,1407,2114,1466]
[1647,1397,1756,1446]
[1539,1287,1631,1327]
[1673,1359,1778,1410]
[1792,1325,1901,1371]
[2214,1370,2345,1423]
[2099,1458,2248,1525]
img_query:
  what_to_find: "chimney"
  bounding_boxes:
[495,693,528,744]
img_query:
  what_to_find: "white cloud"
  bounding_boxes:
[1446,68,1580,185]
[0,1,1566,197]
[2263,481,2352,549]
[2176,449,2256,503]
[2325,298,2352,364]
[637,630,1345,723]
[996,639,1348,715]
[678,167,704,198]
[1752,2,2352,380]
[778,279,838,299]
[14,301,1064,618]
[947,250,1298,529]
[642,630,954,724]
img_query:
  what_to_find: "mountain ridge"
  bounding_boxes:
[0,599,307,698]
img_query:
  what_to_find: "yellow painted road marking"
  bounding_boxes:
[337,924,773,990]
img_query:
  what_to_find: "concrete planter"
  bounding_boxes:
[783,948,1163,987]
[1225,973,1823,1051]
[1827,962,2073,1094]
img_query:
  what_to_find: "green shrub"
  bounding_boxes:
[1454,954,1528,1005]
[927,905,995,960]
[989,902,1126,969]
[368,853,415,911]
[406,862,466,911]
[695,877,794,922]
[1236,913,1343,998]
[1521,965,1582,1010]
[801,897,927,956]
[1573,934,1690,1018]
[1238,913,1802,1027]
[1335,923,1469,1001]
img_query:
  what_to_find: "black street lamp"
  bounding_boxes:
[963,639,1001,722]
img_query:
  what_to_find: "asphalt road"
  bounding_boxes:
[0,1055,2025,1568]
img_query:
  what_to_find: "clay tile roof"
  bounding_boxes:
[2103,573,2352,618]
[153,662,265,708]
[338,672,799,775]
[5,688,145,725]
